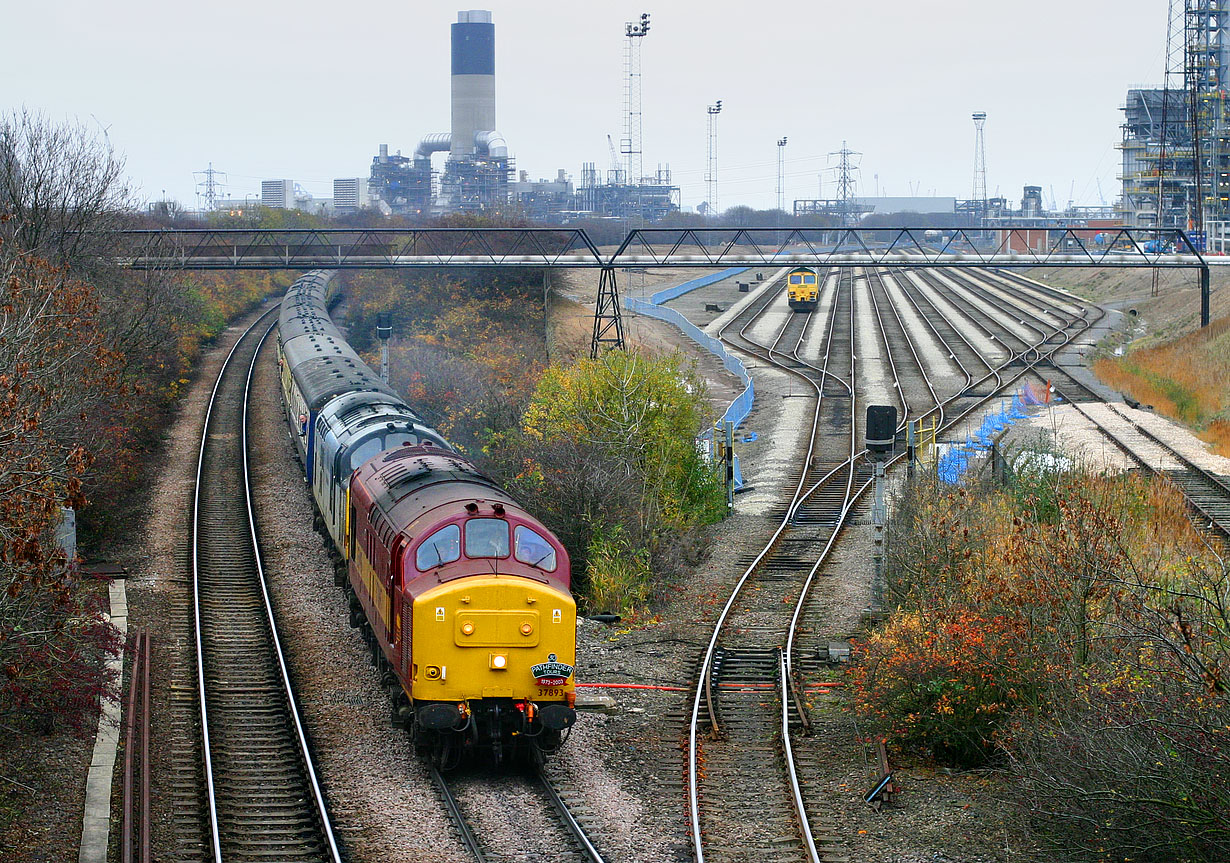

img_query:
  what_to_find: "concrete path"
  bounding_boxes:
[78,578,128,863]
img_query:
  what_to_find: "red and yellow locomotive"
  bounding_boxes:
[346,444,577,765]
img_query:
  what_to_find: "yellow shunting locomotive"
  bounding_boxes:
[786,266,820,310]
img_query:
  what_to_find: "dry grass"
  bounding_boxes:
[1094,314,1230,456]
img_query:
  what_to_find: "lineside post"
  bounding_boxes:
[866,405,897,612]
[1201,265,1211,327]
[725,420,735,511]
[376,312,392,383]
[591,266,626,358]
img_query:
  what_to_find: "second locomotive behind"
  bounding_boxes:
[277,271,577,766]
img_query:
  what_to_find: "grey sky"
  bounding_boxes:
[8,0,1167,213]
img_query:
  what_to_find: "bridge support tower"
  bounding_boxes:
[591,267,626,358]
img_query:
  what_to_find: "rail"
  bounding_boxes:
[191,310,341,862]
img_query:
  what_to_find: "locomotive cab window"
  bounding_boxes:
[417,524,460,570]
[465,518,509,558]
[789,275,802,284]
[514,526,556,572]
[803,274,817,284]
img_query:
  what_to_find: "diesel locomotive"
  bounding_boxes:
[786,266,820,310]
[276,271,577,765]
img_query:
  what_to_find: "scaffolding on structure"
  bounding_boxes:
[1119,1,1230,235]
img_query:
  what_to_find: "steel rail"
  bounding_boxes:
[241,318,343,862]
[191,313,272,863]
[1046,379,1230,542]
[428,766,485,863]
[191,308,341,863]
[687,264,1105,863]
[688,269,859,863]
[535,765,609,863]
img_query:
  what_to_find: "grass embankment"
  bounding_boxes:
[1094,314,1230,455]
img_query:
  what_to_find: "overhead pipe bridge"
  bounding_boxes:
[113,226,1218,353]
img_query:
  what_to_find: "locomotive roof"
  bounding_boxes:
[318,393,449,449]
[354,446,514,522]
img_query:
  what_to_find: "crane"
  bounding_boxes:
[607,135,625,186]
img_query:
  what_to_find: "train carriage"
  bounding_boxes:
[786,266,820,310]
[277,270,578,767]
[312,392,451,553]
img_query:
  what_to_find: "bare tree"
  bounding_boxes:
[0,108,131,267]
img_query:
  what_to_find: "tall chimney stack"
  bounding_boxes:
[451,10,495,159]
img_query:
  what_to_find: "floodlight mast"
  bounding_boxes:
[706,100,722,215]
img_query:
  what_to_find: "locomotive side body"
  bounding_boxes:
[786,266,820,310]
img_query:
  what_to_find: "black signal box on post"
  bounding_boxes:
[866,405,897,457]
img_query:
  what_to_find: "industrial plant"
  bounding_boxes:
[257,10,681,223]
[233,6,1230,235]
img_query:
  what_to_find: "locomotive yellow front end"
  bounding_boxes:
[410,574,577,763]
[787,266,820,310]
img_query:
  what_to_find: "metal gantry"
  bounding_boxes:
[113,224,1218,357]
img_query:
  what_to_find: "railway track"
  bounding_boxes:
[929,270,1230,537]
[682,265,1109,863]
[1044,369,1230,537]
[191,310,341,863]
[430,764,606,863]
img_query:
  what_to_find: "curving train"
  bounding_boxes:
[276,270,577,766]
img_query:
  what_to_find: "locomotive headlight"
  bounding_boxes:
[520,623,533,636]
[490,654,508,670]
[461,622,475,636]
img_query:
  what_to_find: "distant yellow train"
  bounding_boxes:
[786,266,819,310]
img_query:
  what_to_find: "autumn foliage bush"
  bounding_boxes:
[0,240,123,731]
[854,467,1230,860]
[509,349,726,612]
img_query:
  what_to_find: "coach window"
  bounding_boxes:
[416,524,460,570]
[514,526,556,572]
[465,518,509,558]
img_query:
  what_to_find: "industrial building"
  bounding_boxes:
[1118,3,1230,235]
[366,11,512,217]
[260,179,295,210]
[332,178,370,214]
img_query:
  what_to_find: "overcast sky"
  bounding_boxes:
[7,0,1169,213]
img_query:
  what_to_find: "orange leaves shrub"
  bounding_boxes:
[854,472,1221,767]
[0,244,124,731]
[850,610,1040,765]
[342,269,548,450]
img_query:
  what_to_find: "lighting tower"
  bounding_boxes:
[621,12,651,187]
[776,136,788,211]
[971,112,987,223]
[193,162,227,212]
[705,100,722,216]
